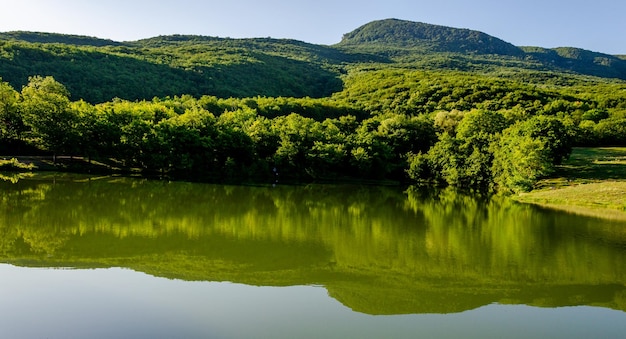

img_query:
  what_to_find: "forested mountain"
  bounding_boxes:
[335,19,626,80]
[520,46,626,80]
[2,19,626,191]
[1,18,626,103]
[0,35,347,102]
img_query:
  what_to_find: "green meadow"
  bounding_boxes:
[515,147,626,218]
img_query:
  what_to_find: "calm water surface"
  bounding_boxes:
[1,173,625,338]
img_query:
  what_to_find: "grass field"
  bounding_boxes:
[515,147,626,218]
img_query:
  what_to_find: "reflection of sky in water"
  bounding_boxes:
[1,264,625,339]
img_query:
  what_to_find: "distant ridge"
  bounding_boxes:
[337,18,524,56]
[334,19,626,79]
[0,31,122,47]
[519,46,626,79]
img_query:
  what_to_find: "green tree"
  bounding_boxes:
[515,115,572,164]
[20,76,77,157]
[492,131,552,193]
[406,151,430,182]
[304,118,350,177]
[492,116,571,193]
[425,132,463,186]
[455,109,508,148]
[349,117,393,179]
[593,118,626,145]
[581,108,609,123]
[433,110,465,135]
[423,110,509,189]
[0,80,22,140]
[272,113,320,175]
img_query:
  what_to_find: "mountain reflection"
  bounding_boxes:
[2,174,626,314]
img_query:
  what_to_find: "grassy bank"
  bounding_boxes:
[515,147,626,219]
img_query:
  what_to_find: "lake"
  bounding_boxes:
[1,173,625,338]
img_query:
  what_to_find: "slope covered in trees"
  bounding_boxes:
[1,19,626,103]
[2,19,626,192]
[335,19,626,80]
[0,36,349,102]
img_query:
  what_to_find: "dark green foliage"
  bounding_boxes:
[0,37,345,102]
[593,118,626,145]
[521,46,626,80]
[582,109,609,123]
[422,110,509,189]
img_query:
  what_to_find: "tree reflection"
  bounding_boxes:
[1,175,625,314]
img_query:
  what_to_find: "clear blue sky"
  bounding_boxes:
[1,0,624,54]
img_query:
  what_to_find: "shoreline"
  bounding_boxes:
[0,156,401,186]
[5,147,626,222]
[0,155,130,172]
[514,185,626,221]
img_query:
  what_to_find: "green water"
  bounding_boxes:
[1,173,625,338]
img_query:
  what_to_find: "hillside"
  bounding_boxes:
[1,19,626,103]
[0,36,347,102]
[335,19,626,80]
[521,46,626,80]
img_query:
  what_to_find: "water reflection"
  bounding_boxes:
[1,174,626,315]
[4,264,623,339]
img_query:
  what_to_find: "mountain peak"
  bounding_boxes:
[337,19,523,56]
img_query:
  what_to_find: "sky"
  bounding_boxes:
[0,0,624,54]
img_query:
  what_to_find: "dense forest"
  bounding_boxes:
[1,19,626,192]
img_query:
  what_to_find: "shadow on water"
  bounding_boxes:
[1,174,626,315]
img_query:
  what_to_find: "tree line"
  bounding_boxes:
[2,70,626,192]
